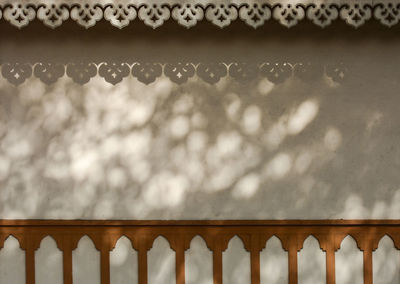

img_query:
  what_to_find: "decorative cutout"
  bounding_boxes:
[34,63,65,84]
[239,3,272,28]
[66,62,97,84]
[138,4,170,29]
[70,3,103,29]
[172,4,204,28]
[37,4,70,28]
[98,62,130,85]
[197,63,227,84]
[272,3,305,28]
[340,3,372,28]
[164,63,195,84]
[260,62,292,83]
[0,62,349,85]
[131,62,162,84]
[205,4,238,28]
[0,2,400,28]
[104,4,137,29]
[1,63,32,85]
[307,3,339,28]
[374,2,400,27]
[3,3,35,28]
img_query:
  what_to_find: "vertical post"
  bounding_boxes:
[288,238,298,284]
[326,247,336,284]
[100,249,110,284]
[175,246,185,284]
[62,237,73,284]
[250,250,260,284]
[138,238,148,284]
[213,239,223,284]
[363,248,373,284]
[25,237,35,284]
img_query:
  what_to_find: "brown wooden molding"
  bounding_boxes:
[1,219,400,284]
[2,219,400,226]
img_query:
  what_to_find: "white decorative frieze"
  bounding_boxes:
[172,4,204,28]
[205,3,238,28]
[70,3,103,28]
[272,3,305,28]
[138,4,170,29]
[306,3,339,28]
[0,1,400,29]
[36,4,69,28]
[104,4,137,29]
[3,3,35,28]
[239,3,272,28]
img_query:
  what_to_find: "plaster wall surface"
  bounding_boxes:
[0,22,400,220]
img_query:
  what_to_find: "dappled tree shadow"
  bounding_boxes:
[0,58,399,219]
[0,17,400,220]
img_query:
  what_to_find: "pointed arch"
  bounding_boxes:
[148,236,175,284]
[298,235,326,284]
[186,235,213,284]
[110,236,138,284]
[336,235,363,284]
[0,235,25,284]
[72,235,101,284]
[261,235,288,284]
[223,235,251,284]
[373,235,400,284]
[35,236,63,284]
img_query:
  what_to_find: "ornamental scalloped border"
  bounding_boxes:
[0,62,347,86]
[0,2,399,29]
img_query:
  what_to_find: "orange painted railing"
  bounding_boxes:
[1,220,400,284]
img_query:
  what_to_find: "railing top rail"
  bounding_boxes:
[1,219,400,227]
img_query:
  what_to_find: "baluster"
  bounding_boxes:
[170,235,186,284]
[212,237,223,284]
[250,250,260,284]
[250,235,263,284]
[363,246,373,284]
[286,236,299,284]
[325,235,336,284]
[101,235,111,284]
[24,235,36,284]
[61,236,73,284]
[137,236,150,284]
[356,233,374,284]
[318,234,338,284]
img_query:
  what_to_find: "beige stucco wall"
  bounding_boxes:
[1,21,400,220]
